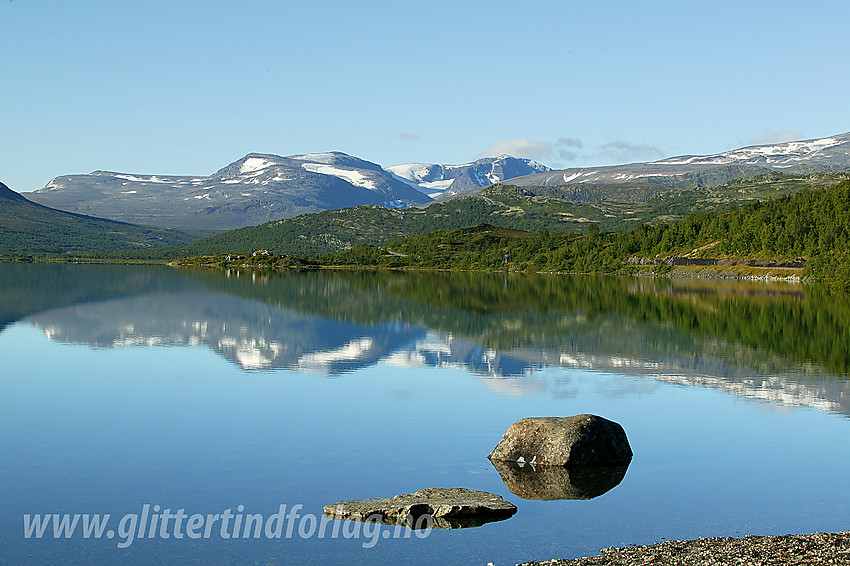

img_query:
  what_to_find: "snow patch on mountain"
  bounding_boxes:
[114,174,172,184]
[290,152,338,164]
[419,179,453,197]
[301,163,378,190]
[657,135,845,166]
[239,157,277,174]
[386,163,437,182]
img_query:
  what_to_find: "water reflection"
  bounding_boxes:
[490,460,630,500]
[352,513,516,530]
[2,264,850,416]
[322,509,517,530]
[31,290,424,373]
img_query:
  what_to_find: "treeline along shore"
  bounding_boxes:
[168,180,850,292]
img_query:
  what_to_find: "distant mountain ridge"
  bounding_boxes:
[506,132,850,190]
[26,152,550,230]
[21,132,850,231]
[387,155,550,198]
[27,152,432,230]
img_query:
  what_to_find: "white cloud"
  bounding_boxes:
[478,137,553,160]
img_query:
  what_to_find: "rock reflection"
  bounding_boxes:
[491,460,630,500]
[322,511,515,530]
[323,488,517,529]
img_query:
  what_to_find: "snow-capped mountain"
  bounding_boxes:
[654,134,850,167]
[20,132,850,230]
[25,152,432,230]
[387,155,551,198]
[508,132,850,189]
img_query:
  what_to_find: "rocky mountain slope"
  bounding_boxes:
[26,152,432,230]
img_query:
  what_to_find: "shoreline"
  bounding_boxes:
[1,255,809,285]
[167,255,807,285]
[636,264,803,284]
[517,531,850,565]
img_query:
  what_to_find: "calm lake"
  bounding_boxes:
[2,264,850,565]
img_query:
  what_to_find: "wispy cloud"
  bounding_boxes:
[557,137,583,148]
[398,132,419,141]
[478,137,553,161]
[596,140,664,163]
[479,136,664,167]
[746,128,804,146]
[554,137,583,161]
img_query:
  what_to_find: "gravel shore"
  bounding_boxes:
[518,531,850,565]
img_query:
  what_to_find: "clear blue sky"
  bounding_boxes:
[2,0,848,192]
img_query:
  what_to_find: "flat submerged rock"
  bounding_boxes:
[323,487,517,529]
[519,531,850,565]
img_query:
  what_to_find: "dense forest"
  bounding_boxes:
[318,180,850,292]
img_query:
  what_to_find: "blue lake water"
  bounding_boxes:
[1,264,849,565]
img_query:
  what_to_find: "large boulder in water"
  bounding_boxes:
[488,415,632,468]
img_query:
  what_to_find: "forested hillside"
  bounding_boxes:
[319,180,850,291]
[182,172,848,257]
[0,182,204,255]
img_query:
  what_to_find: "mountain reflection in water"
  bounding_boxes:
[3,264,850,416]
